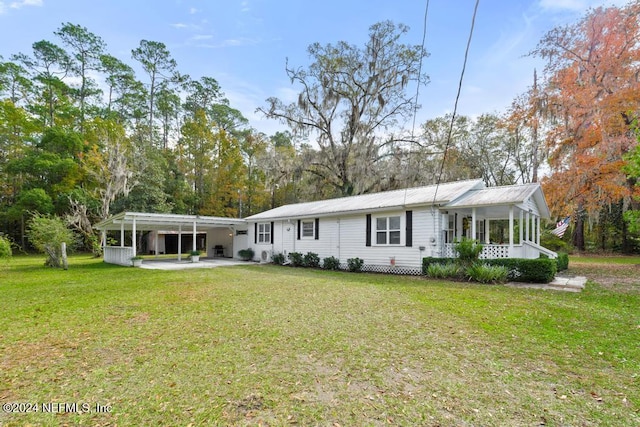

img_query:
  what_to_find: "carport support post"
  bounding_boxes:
[120,222,124,247]
[192,221,197,253]
[178,225,182,261]
[154,232,159,259]
[132,217,137,257]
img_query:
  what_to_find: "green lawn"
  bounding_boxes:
[1,255,638,426]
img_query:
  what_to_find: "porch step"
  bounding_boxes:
[506,276,587,292]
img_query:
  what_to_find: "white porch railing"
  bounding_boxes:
[522,241,557,259]
[443,243,555,260]
[104,246,135,266]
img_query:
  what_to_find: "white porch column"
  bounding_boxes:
[132,217,137,257]
[485,219,491,244]
[456,213,463,240]
[120,222,124,247]
[536,216,541,245]
[178,225,182,261]
[519,210,524,244]
[471,208,477,241]
[508,206,514,251]
[192,221,197,252]
[525,211,530,242]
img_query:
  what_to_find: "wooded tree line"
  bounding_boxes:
[1,2,639,254]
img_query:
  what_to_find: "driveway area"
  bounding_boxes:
[139,258,251,270]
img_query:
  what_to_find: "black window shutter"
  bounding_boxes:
[254,223,257,244]
[270,221,274,244]
[297,219,301,240]
[315,218,320,240]
[406,210,413,247]
[366,214,371,247]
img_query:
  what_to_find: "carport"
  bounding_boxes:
[95,212,247,266]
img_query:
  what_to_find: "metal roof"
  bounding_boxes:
[246,179,484,220]
[95,212,246,231]
[444,183,551,218]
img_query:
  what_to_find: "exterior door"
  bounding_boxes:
[282,222,295,256]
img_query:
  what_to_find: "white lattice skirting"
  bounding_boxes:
[339,263,423,276]
[479,245,510,259]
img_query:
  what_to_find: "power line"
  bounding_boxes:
[432,0,480,205]
[410,0,430,142]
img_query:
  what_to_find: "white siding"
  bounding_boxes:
[248,208,446,269]
[206,228,234,257]
[523,197,540,216]
[336,209,439,269]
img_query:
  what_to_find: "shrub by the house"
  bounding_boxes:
[466,263,508,284]
[238,248,255,261]
[347,257,364,272]
[288,252,304,267]
[323,256,341,270]
[453,237,483,267]
[425,262,462,280]
[271,253,286,265]
[303,252,320,268]
[422,257,454,275]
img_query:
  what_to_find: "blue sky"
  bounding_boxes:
[0,0,628,136]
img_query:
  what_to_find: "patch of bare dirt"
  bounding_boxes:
[568,262,640,292]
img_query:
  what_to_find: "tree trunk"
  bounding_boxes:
[573,207,585,251]
[61,242,68,270]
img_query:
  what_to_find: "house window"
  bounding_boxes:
[301,220,315,238]
[258,223,271,243]
[376,216,401,245]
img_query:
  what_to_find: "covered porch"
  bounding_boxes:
[95,212,248,266]
[442,183,557,259]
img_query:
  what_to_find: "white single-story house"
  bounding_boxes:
[96,179,556,272]
[244,179,556,274]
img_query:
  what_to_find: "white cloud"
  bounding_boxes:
[195,37,260,48]
[240,1,250,12]
[189,7,197,14]
[171,22,189,29]
[191,34,213,41]
[0,0,41,14]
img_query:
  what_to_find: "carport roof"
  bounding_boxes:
[94,212,246,231]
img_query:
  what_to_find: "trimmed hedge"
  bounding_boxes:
[422,256,558,283]
[484,258,557,283]
[556,252,569,271]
